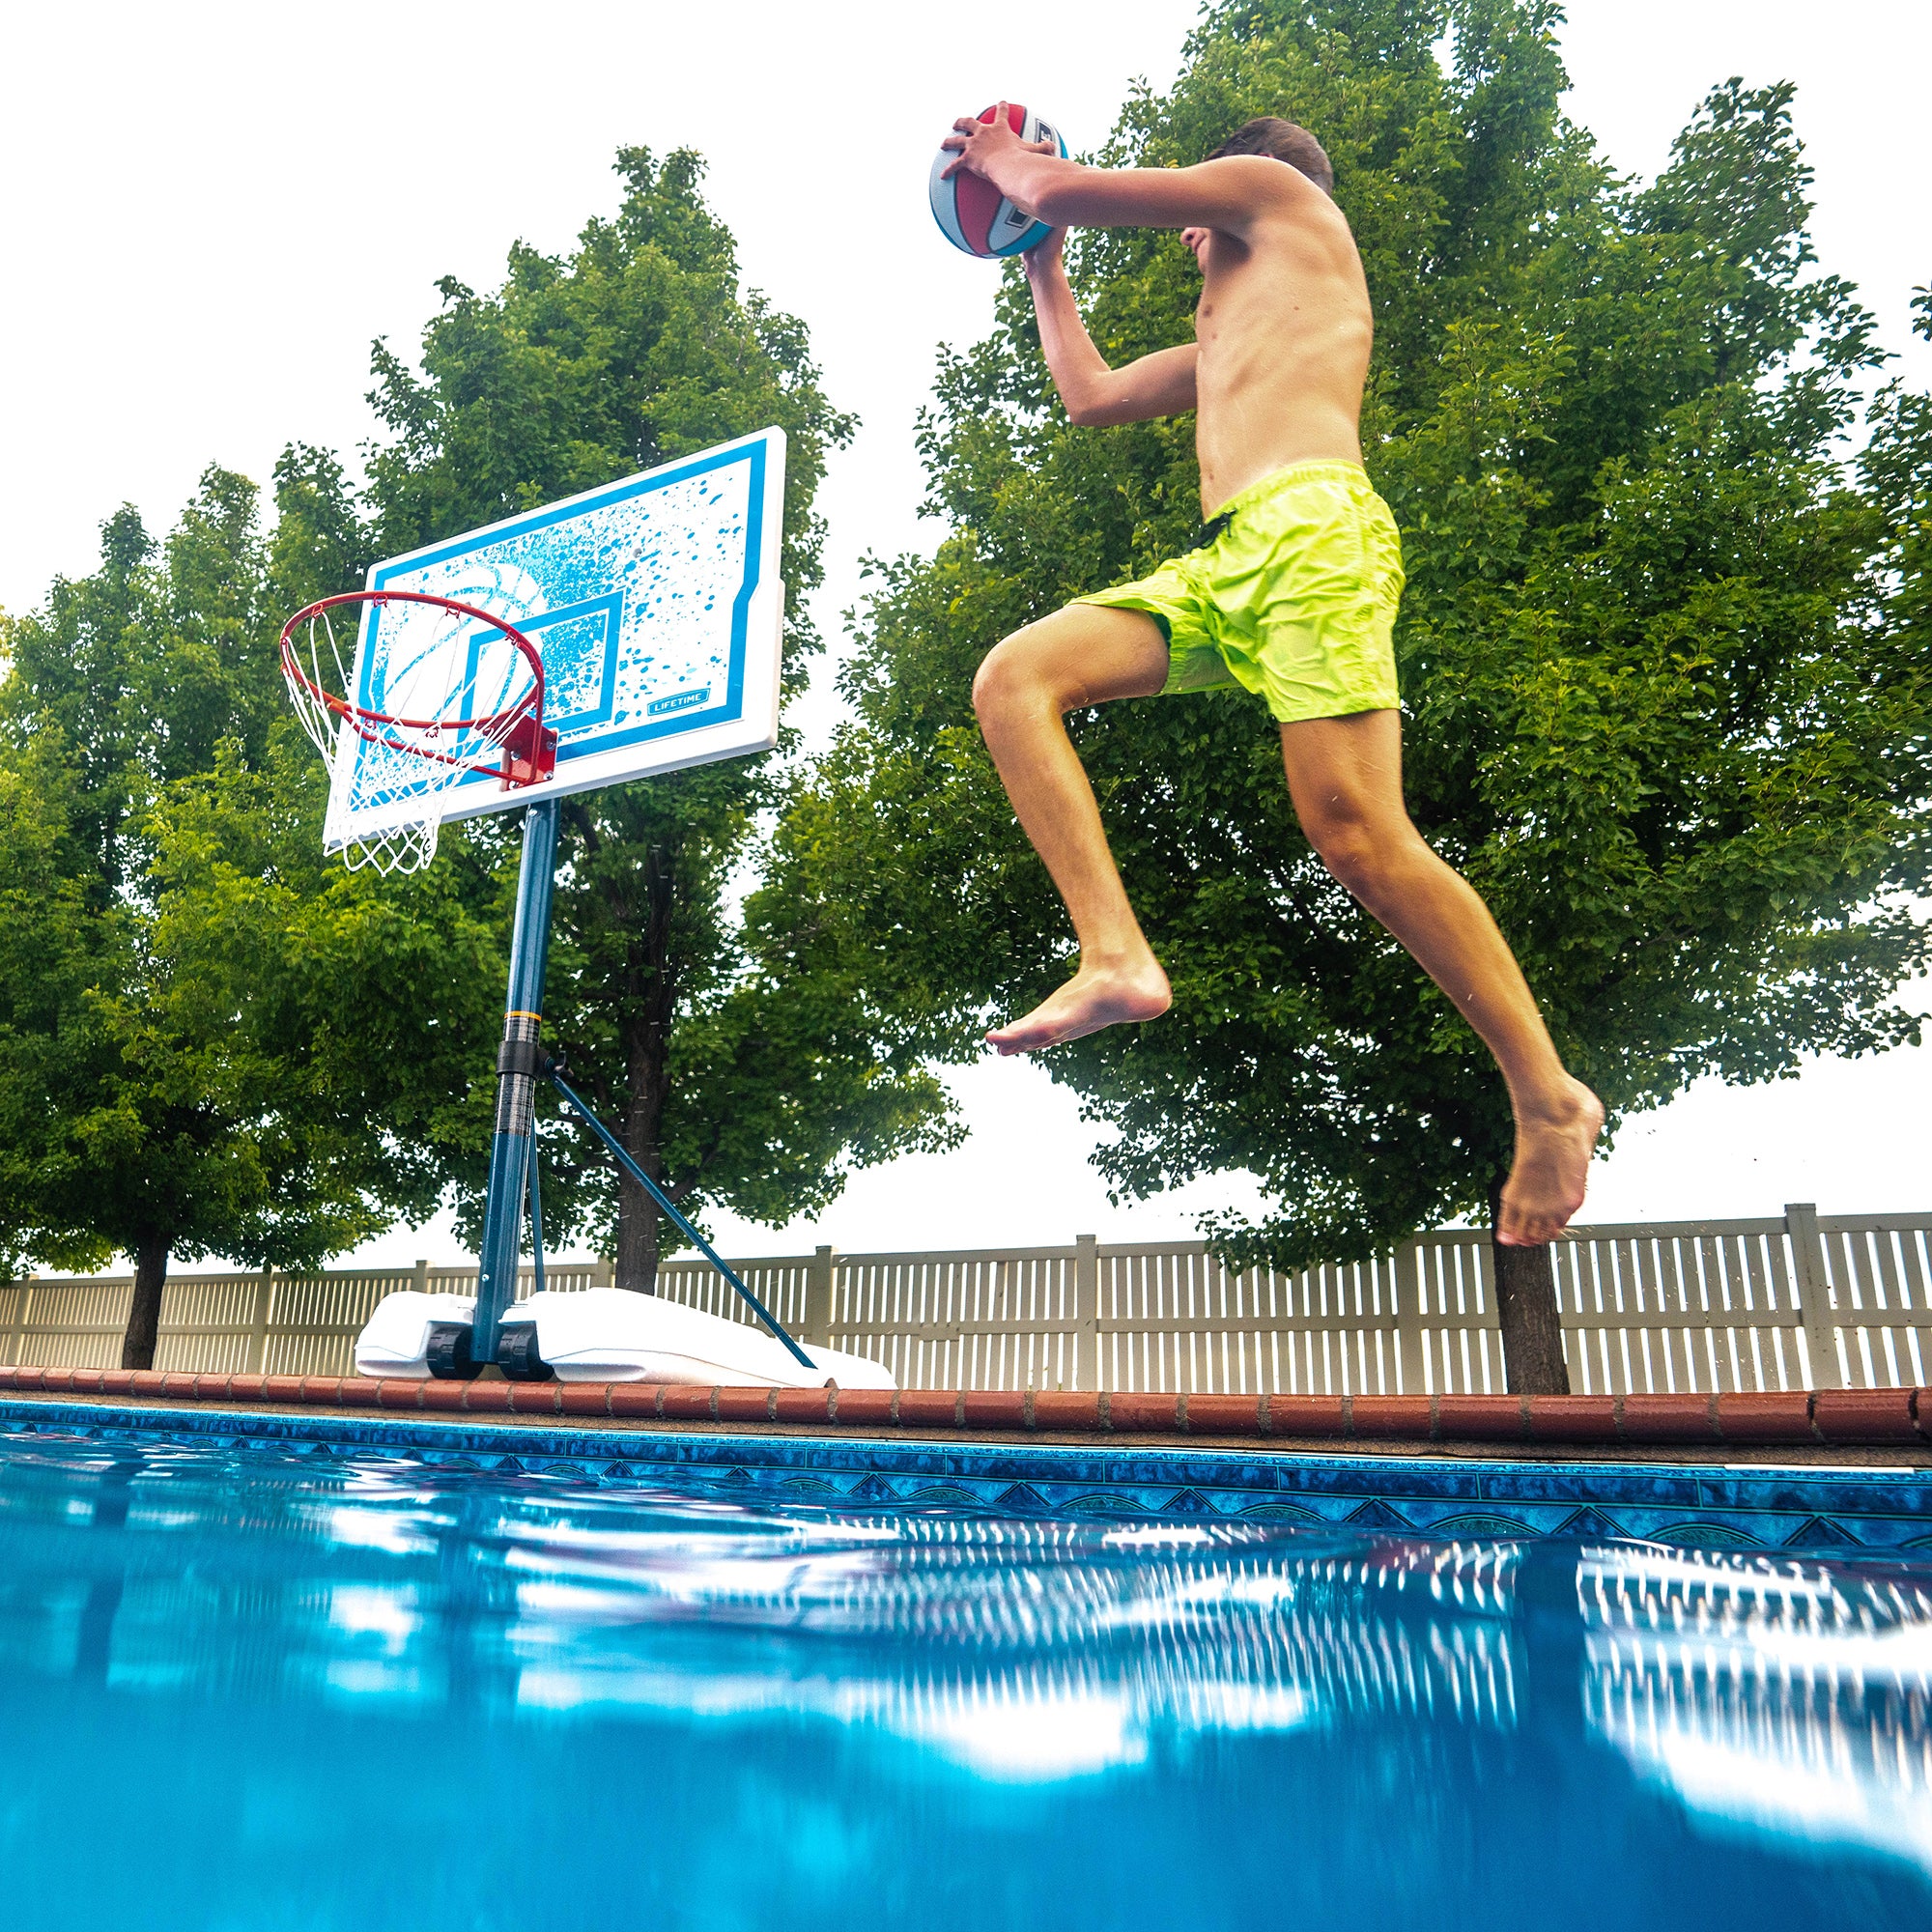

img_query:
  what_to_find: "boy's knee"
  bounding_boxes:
[972,631,1050,721]
[1305,810,1415,898]
[1312,822,1382,895]
[970,642,1012,721]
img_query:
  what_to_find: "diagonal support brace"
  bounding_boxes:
[544,1065,816,1372]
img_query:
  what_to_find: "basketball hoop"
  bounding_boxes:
[279,589,559,873]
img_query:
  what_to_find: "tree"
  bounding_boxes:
[0,465,497,1364]
[763,0,1932,1389]
[361,145,956,1284]
[1,144,956,1347]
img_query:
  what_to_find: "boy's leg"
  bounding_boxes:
[973,603,1175,1052]
[1278,708,1603,1245]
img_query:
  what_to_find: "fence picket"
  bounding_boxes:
[1887,1227,1932,1387]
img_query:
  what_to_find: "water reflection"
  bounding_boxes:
[1578,1545,1932,1869]
[1,1438,1525,1764]
[0,1428,1927,1923]
[71,1448,139,1687]
[503,1523,1521,1777]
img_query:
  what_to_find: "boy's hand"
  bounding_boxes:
[941,102,1058,185]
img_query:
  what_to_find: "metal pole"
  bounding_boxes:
[471,799,560,1368]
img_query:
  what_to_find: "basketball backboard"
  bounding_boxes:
[321,427,785,856]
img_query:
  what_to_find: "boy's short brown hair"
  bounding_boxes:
[1207,116,1333,195]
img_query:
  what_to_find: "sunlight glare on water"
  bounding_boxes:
[0,1428,1926,1930]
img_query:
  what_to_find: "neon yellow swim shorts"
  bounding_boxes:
[1074,459,1404,724]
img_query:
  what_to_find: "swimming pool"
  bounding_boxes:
[1,1408,1926,1929]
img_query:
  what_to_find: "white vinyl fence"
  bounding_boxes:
[3,1205,1927,1396]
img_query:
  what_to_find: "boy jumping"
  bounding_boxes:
[942,109,1602,1245]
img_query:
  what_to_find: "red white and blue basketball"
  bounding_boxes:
[929,103,1068,258]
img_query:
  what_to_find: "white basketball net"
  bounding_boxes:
[281,595,543,875]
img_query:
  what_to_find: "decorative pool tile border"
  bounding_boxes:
[0,1365,1927,1449]
[3,1396,1929,1553]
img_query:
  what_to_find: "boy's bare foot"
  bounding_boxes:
[986,956,1172,1055]
[1497,1078,1605,1246]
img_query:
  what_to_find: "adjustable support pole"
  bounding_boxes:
[470,799,560,1369]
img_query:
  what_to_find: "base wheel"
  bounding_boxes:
[425,1322,483,1379]
[497,1324,555,1381]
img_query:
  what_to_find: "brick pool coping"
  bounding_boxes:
[0,1365,1925,1455]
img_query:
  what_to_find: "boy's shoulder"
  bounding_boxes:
[1193,154,1344,240]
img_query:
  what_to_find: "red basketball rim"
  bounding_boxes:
[278,589,548,745]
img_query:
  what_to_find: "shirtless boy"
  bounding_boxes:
[941,108,1602,1245]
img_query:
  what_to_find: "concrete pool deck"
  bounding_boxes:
[0,1364,1924,1466]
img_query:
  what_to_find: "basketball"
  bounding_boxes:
[929,103,1068,258]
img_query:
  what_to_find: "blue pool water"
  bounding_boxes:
[0,1415,1927,1930]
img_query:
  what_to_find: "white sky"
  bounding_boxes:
[2,1,1927,1265]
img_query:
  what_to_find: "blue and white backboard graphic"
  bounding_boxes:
[323,428,785,853]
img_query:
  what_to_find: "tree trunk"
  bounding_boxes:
[1488,1180,1570,1395]
[613,1058,666,1293]
[121,1234,169,1371]
[611,839,678,1293]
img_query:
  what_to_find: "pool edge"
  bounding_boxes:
[5,1392,1929,1553]
[0,1376,1924,1465]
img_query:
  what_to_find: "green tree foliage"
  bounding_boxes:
[360,146,955,1284]
[768,0,1932,1348]
[0,144,959,1344]
[0,459,497,1363]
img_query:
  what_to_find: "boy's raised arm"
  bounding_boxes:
[943,106,1301,236]
[1023,230,1197,427]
